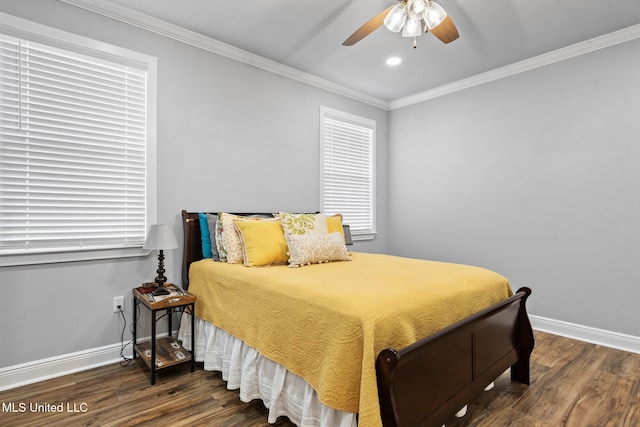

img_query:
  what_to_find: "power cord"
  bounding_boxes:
[118,306,134,366]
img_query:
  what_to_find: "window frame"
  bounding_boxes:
[319,106,376,241]
[0,12,157,267]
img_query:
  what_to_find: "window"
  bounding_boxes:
[320,106,376,240]
[0,15,156,266]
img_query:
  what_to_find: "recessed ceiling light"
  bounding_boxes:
[386,57,402,66]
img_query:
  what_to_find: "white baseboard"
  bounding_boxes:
[530,315,640,354]
[0,332,169,392]
[2,319,639,392]
[0,342,131,392]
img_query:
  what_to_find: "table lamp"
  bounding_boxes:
[143,224,179,296]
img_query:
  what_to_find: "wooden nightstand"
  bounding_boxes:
[132,284,196,385]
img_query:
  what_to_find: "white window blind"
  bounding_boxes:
[0,34,148,255]
[320,107,376,238]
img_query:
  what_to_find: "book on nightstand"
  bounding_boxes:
[134,284,195,308]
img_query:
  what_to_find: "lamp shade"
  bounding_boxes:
[143,224,178,250]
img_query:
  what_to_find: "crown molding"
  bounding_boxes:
[59,0,391,110]
[390,23,640,110]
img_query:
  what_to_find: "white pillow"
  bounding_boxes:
[285,232,351,268]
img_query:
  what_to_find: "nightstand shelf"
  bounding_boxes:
[134,337,191,369]
[132,285,195,385]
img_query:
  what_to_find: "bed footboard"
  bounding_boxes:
[376,287,534,427]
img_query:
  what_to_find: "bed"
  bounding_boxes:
[177,210,534,427]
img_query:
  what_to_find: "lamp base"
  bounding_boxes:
[151,249,170,296]
[152,285,170,296]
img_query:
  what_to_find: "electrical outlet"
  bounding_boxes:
[113,296,124,313]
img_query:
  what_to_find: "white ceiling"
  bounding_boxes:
[92,0,640,102]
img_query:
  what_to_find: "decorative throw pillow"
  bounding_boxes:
[198,212,213,259]
[206,213,220,261]
[325,213,346,243]
[285,232,351,268]
[214,214,227,262]
[220,213,278,264]
[234,220,288,266]
[279,212,328,236]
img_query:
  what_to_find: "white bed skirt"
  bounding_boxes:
[178,313,358,427]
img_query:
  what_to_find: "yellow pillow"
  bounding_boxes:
[234,220,289,267]
[326,214,345,242]
[219,213,276,264]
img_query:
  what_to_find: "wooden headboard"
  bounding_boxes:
[181,210,202,288]
[181,210,352,289]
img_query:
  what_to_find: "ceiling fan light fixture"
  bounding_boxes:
[408,0,427,20]
[342,0,458,47]
[426,1,460,44]
[402,18,423,37]
[424,0,447,30]
[383,2,408,33]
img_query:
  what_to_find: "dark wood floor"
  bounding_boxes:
[1,331,639,426]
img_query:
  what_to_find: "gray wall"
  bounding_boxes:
[389,38,640,336]
[0,0,389,368]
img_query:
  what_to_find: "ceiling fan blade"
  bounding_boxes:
[430,15,459,44]
[342,5,395,46]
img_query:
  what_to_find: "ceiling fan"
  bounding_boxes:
[343,0,459,48]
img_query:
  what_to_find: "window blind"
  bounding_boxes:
[321,108,375,236]
[0,35,148,254]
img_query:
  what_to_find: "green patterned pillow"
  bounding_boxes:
[278,212,328,236]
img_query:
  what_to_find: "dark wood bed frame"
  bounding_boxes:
[181,210,534,427]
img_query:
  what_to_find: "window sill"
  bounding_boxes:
[352,232,377,242]
[0,246,150,267]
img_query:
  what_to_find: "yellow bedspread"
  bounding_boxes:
[188,252,512,427]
